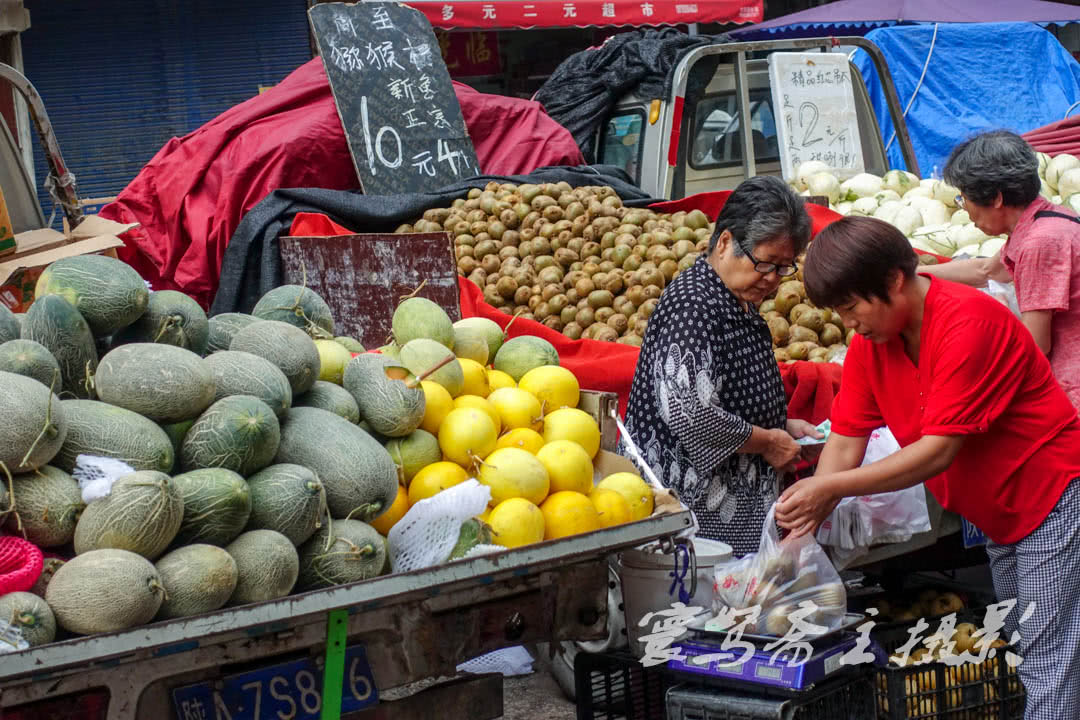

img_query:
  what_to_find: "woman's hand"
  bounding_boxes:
[761,428,802,473]
[775,475,840,538]
[785,419,824,441]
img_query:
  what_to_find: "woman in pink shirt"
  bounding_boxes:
[922,130,1080,409]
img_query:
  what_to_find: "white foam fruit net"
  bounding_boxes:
[388,479,492,573]
[456,646,534,676]
[71,455,135,503]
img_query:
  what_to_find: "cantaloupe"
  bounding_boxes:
[34,255,149,336]
[160,419,194,466]
[384,429,441,485]
[155,544,238,619]
[74,471,184,559]
[113,290,209,355]
[0,371,67,474]
[12,312,26,338]
[95,343,215,423]
[0,303,18,343]
[252,285,334,338]
[207,313,259,354]
[230,320,320,395]
[8,465,84,547]
[392,296,454,349]
[24,294,98,398]
[275,407,397,522]
[180,395,280,476]
[46,549,166,634]
[0,592,55,646]
[54,399,173,473]
[400,338,464,397]
[245,463,325,545]
[296,519,386,590]
[493,336,559,382]
[343,354,424,437]
[452,326,489,365]
[226,529,298,605]
[171,468,252,546]
[29,557,65,598]
[0,339,60,387]
[203,350,292,418]
[453,317,505,365]
[295,380,360,423]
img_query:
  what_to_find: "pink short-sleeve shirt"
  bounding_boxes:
[1001,196,1080,410]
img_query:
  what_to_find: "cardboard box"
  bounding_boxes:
[0,215,136,312]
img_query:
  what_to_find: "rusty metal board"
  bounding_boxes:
[280,231,460,349]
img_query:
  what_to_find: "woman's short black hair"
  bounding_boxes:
[804,216,919,308]
[943,130,1041,208]
[708,175,812,257]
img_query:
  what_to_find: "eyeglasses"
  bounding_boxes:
[745,246,798,277]
[955,195,967,210]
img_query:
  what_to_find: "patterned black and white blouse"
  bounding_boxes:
[620,255,787,556]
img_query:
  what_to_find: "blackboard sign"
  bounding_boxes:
[767,52,866,181]
[309,2,480,195]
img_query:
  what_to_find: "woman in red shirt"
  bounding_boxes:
[776,215,1080,720]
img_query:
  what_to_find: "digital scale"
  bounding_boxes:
[666,613,885,692]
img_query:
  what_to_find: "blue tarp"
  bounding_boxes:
[853,22,1080,175]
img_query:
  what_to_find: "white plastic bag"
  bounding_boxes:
[710,505,847,636]
[817,427,931,569]
[981,279,1021,318]
[388,479,492,573]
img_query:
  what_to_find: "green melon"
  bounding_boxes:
[334,336,366,353]
[29,557,65,599]
[0,591,56,646]
[8,466,84,547]
[171,468,252,546]
[252,285,335,338]
[0,304,19,343]
[94,343,215,423]
[35,255,149,336]
[392,297,454,349]
[452,326,489,365]
[155,544,238,619]
[378,343,401,359]
[0,339,61,387]
[113,290,209,355]
[296,518,386,590]
[53,399,173,473]
[453,317,506,365]
[207,313,259,354]
[449,518,493,560]
[203,350,292,418]
[13,312,26,337]
[226,529,299,605]
[384,429,441,484]
[230,320,320,395]
[0,371,67,474]
[400,338,464,397]
[24,294,98,398]
[74,471,184,560]
[245,463,325,546]
[160,419,194,468]
[342,354,424,437]
[46,549,165,634]
[493,335,560,382]
[180,395,280,476]
[295,381,360,423]
[275,407,397,522]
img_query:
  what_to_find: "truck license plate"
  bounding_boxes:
[172,644,377,720]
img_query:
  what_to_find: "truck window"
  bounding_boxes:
[689,90,780,169]
[599,110,645,185]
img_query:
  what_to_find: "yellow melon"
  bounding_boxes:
[477,447,549,506]
[488,498,544,548]
[408,462,468,505]
[519,365,580,412]
[589,488,632,528]
[596,472,653,521]
[542,408,601,458]
[371,484,409,534]
[540,491,601,540]
[419,380,453,435]
[438,407,497,470]
[488,387,543,432]
[486,369,516,392]
[458,358,491,398]
[536,440,594,494]
[452,395,501,435]
[495,428,545,454]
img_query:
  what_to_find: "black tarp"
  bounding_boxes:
[533,28,730,164]
[210,165,661,316]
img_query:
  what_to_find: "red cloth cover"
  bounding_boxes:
[1022,115,1080,157]
[99,58,585,309]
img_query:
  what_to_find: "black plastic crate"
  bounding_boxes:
[666,670,876,720]
[873,612,1026,719]
[575,650,675,720]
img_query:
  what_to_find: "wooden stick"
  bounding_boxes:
[404,353,456,388]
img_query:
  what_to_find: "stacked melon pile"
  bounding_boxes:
[0,253,657,647]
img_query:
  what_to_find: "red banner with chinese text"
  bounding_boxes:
[406,0,762,30]
[436,30,502,76]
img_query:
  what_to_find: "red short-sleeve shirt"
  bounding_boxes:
[831,276,1080,544]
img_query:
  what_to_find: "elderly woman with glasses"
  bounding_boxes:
[921,130,1080,410]
[621,175,822,555]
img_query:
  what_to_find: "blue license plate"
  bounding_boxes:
[172,644,377,720]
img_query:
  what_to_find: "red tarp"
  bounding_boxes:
[407,0,762,30]
[1022,115,1080,157]
[98,58,584,309]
